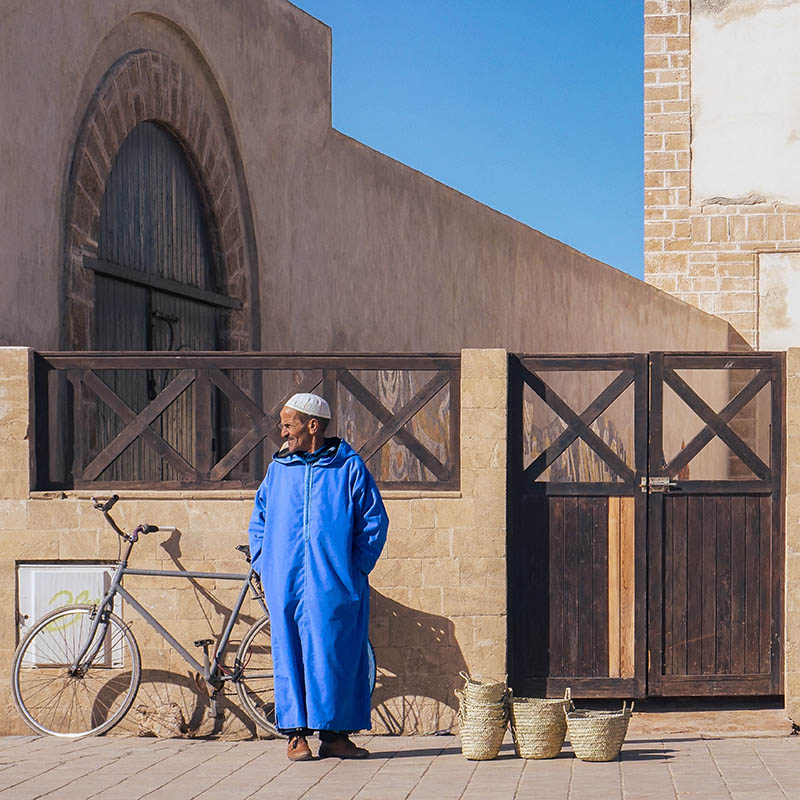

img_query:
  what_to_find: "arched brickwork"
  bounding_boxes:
[64,49,253,351]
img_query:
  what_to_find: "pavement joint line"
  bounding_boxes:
[401,743,446,800]
[349,734,415,800]
[40,748,184,800]
[85,740,225,799]
[704,738,735,799]
[190,748,294,800]
[21,757,125,797]
[240,754,327,799]
[296,755,353,799]
[185,742,268,800]
[135,742,238,799]
[13,752,122,800]
[511,755,526,800]
[566,751,575,799]
[0,755,67,795]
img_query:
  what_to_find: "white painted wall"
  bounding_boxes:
[692,0,800,204]
[759,252,800,349]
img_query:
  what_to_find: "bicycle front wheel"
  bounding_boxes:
[11,604,141,738]
[235,614,280,737]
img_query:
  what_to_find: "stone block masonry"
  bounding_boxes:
[0,348,508,736]
[784,349,800,722]
[643,0,800,348]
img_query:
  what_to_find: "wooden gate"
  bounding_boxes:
[647,353,784,696]
[508,352,784,698]
[508,355,648,697]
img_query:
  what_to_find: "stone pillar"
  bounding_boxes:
[0,347,32,500]
[785,348,800,722]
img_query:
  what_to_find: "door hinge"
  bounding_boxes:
[640,476,677,493]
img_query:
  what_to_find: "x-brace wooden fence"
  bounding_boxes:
[33,353,460,491]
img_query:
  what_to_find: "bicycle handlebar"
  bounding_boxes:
[92,494,119,513]
[92,496,168,542]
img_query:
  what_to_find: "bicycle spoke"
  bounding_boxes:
[13,607,140,737]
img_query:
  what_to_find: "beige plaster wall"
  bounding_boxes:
[0,347,508,736]
[0,0,735,356]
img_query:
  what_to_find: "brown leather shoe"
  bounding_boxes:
[287,735,313,761]
[318,734,369,759]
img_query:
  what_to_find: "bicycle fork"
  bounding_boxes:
[68,555,131,675]
[68,596,116,675]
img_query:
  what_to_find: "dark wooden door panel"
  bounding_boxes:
[508,355,647,698]
[648,352,783,697]
[510,494,616,695]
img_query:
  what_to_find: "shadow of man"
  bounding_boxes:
[370,589,468,735]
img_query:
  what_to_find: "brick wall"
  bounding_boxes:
[643,0,800,348]
[0,347,508,737]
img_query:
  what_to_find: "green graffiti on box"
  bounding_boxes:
[44,589,102,631]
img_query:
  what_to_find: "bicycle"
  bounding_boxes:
[11,495,377,739]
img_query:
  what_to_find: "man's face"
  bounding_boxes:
[279,407,315,453]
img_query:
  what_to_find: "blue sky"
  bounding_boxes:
[292,1,645,278]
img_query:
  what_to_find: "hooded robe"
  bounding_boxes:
[248,438,388,731]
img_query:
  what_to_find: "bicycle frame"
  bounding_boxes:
[70,531,267,697]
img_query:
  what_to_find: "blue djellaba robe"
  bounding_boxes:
[248,437,389,732]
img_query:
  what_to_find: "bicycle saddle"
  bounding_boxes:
[235,544,251,562]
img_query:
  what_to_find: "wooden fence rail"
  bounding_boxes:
[33,352,460,491]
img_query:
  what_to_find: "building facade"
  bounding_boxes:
[2,0,772,737]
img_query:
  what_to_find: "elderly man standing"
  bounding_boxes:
[248,392,389,761]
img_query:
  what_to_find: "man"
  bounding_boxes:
[248,392,389,761]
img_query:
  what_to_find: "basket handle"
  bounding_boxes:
[459,671,471,684]
[622,700,635,716]
[564,687,571,702]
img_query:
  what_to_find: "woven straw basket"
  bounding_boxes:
[510,688,570,759]
[455,689,508,722]
[566,701,634,762]
[457,673,509,761]
[459,671,507,705]
[459,716,508,761]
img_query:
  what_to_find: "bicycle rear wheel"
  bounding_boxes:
[11,604,141,738]
[235,614,280,737]
[235,615,378,738]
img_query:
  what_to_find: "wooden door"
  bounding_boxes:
[507,355,648,697]
[647,353,784,696]
[91,121,222,481]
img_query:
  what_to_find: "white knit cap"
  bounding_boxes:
[284,392,332,419]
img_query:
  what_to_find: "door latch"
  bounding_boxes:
[639,476,677,493]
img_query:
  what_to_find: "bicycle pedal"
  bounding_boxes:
[194,638,214,648]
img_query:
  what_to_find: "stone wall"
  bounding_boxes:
[785,348,800,722]
[0,347,507,736]
[644,0,800,349]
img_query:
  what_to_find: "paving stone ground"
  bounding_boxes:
[0,732,798,800]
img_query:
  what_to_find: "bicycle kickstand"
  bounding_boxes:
[194,638,222,719]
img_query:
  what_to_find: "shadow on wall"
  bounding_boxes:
[369,590,467,735]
